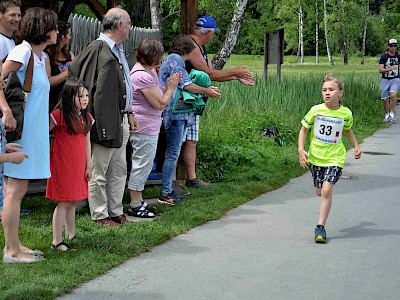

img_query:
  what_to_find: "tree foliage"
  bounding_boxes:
[75,0,400,57]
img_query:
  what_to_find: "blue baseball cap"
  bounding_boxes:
[195,16,220,32]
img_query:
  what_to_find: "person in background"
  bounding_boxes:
[158,34,220,205]
[1,7,58,263]
[45,21,75,112]
[47,79,93,251]
[0,0,21,61]
[379,38,400,123]
[127,38,181,218]
[173,16,254,195]
[69,7,138,227]
[298,73,361,243]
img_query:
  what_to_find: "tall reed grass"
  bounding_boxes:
[197,72,382,181]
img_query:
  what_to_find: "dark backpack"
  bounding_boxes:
[261,125,284,146]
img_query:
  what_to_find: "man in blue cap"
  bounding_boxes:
[172,15,254,195]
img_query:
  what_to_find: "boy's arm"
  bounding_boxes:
[298,126,310,168]
[344,129,361,159]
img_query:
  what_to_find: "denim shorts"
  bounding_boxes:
[309,164,342,188]
[380,78,400,99]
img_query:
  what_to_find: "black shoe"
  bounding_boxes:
[186,178,212,189]
[173,180,191,196]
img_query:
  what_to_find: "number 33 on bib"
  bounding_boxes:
[314,115,344,144]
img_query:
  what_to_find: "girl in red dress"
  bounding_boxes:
[47,79,93,251]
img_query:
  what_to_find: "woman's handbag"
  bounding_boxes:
[2,51,34,141]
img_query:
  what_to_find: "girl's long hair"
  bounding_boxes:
[58,78,92,135]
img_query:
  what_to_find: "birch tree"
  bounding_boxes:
[211,0,249,70]
[340,0,348,65]
[361,0,369,65]
[323,0,333,65]
[315,0,319,64]
[150,0,161,30]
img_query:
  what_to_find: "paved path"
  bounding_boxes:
[59,122,400,300]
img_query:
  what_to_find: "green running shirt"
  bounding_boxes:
[301,103,353,168]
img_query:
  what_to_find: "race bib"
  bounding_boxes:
[314,115,344,144]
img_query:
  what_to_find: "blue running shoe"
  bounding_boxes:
[314,225,327,243]
[158,191,187,205]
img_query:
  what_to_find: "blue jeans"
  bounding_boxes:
[162,120,187,194]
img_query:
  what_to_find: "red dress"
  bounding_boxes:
[46,109,94,201]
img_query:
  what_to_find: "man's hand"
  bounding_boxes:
[204,86,221,98]
[128,114,139,132]
[238,78,255,86]
[234,65,253,80]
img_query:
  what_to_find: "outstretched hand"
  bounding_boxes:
[238,77,255,86]
[234,65,253,80]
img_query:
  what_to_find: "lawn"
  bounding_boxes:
[0,55,384,300]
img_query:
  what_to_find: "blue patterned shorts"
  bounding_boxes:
[309,164,342,188]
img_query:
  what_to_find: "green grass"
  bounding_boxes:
[0,56,384,300]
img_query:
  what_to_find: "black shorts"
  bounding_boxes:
[309,164,343,188]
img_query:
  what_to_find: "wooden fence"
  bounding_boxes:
[68,14,160,67]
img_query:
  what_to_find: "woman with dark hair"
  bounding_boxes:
[46,21,75,112]
[1,7,58,264]
[127,38,180,218]
[157,34,220,205]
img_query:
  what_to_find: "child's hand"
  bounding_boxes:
[354,147,361,159]
[6,143,23,153]
[9,151,28,164]
[85,166,92,181]
[298,150,309,168]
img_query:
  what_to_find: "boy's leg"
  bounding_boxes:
[317,181,334,226]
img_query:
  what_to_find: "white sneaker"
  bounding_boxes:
[384,113,390,122]
[389,112,396,121]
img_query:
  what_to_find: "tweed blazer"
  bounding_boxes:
[69,40,127,148]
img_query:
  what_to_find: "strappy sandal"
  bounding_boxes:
[127,205,155,218]
[51,242,76,252]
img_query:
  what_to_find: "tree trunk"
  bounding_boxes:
[211,0,248,70]
[150,0,161,30]
[299,5,304,64]
[323,0,333,65]
[341,0,348,65]
[315,0,319,64]
[361,0,369,65]
[180,0,198,34]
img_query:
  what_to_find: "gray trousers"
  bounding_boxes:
[89,116,129,220]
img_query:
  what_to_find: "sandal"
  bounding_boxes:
[67,236,79,242]
[127,205,155,218]
[51,242,76,252]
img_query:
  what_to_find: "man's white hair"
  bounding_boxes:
[194,27,215,35]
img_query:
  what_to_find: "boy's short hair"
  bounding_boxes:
[0,0,21,14]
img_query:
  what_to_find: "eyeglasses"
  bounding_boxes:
[389,44,397,47]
